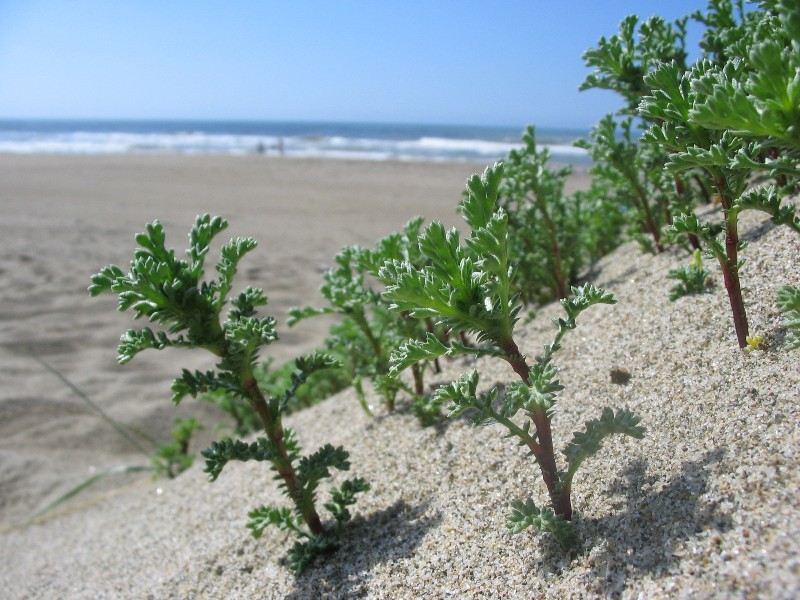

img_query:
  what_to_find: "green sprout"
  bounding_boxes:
[667,249,713,301]
[745,335,766,353]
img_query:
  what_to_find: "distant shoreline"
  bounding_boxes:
[0,119,591,164]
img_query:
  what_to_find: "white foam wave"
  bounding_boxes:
[0,130,589,163]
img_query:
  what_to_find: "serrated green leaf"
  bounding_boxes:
[507,497,577,549]
[778,285,800,350]
[558,407,645,499]
[460,162,504,230]
[201,436,277,481]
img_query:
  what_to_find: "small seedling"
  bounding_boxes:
[667,249,713,301]
[90,215,369,574]
[152,418,202,479]
[745,335,766,353]
[380,164,645,549]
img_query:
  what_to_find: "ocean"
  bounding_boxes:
[0,120,590,164]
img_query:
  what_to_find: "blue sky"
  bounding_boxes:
[0,1,711,128]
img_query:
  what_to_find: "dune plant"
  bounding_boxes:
[580,13,688,115]
[291,219,444,420]
[201,353,351,436]
[579,11,711,251]
[576,115,676,254]
[638,1,800,348]
[379,164,645,548]
[90,214,369,575]
[288,246,399,413]
[498,125,587,303]
[667,249,713,301]
[689,0,800,182]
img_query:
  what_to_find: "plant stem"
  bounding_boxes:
[501,339,532,385]
[715,178,750,348]
[502,337,572,519]
[632,178,665,253]
[242,377,327,536]
[411,363,425,396]
[692,174,712,204]
[531,408,569,518]
[351,309,382,358]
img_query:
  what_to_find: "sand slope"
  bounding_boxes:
[1,156,798,598]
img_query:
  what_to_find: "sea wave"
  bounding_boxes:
[0,124,590,163]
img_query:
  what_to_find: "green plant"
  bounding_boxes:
[689,0,800,183]
[667,249,713,301]
[499,125,592,303]
[202,354,352,436]
[778,285,800,350]
[379,164,645,549]
[257,355,352,412]
[288,247,399,413]
[745,334,766,352]
[291,219,444,418]
[579,11,713,253]
[580,13,688,115]
[152,417,203,478]
[639,3,800,348]
[89,214,369,575]
[576,115,678,254]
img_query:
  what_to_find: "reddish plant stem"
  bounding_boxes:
[410,363,425,396]
[632,180,665,253]
[714,179,750,348]
[692,174,712,204]
[502,339,571,520]
[243,378,327,536]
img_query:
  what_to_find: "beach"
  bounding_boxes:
[1,154,798,598]
[0,154,517,528]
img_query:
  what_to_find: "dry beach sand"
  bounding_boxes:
[0,154,798,598]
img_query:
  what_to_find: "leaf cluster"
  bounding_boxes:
[690,4,800,172]
[499,126,610,303]
[778,285,800,350]
[247,476,370,575]
[576,115,678,253]
[90,215,265,366]
[382,164,519,357]
[581,13,688,113]
[291,218,443,417]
